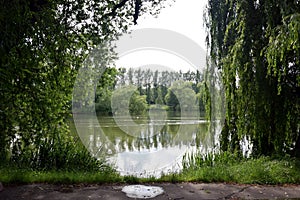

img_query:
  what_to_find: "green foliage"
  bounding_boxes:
[95,68,205,115]
[165,80,198,111]
[95,67,120,113]
[2,154,300,184]
[180,152,300,184]
[1,142,300,185]
[196,82,209,117]
[111,86,148,116]
[119,68,204,105]
[6,130,104,171]
[130,94,148,116]
[182,151,242,170]
[206,0,300,157]
[0,0,171,168]
[165,90,179,111]
[0,168,121,184]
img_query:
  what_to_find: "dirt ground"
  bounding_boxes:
[1,182,300,200]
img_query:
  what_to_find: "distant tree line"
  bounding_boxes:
[95,68,208,116]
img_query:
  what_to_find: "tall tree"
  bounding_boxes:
[0,0,171,166]
[206,0,300,157]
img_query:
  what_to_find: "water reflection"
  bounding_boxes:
[71,113,218,177]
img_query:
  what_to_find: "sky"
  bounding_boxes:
[135,0,208,49]
[115,0,208,72]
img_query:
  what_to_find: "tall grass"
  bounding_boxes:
[6,135,104,172]
[1,149,300,184]
[177,151,300,184]
[0,136,120,184]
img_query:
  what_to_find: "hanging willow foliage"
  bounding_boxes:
[206,0,300,157]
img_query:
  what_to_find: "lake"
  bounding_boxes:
[70,112,219,177]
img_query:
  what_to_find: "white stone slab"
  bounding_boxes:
[122,185,164,199]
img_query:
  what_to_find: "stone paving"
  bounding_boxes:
[1,182,300,199]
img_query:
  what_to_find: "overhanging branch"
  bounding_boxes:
[102,0,142,25]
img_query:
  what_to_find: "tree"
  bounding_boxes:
[165,80,198,112]
[111,86,147,116]
[95,67,119,114]
[196,82,207,115]
[130,93,148,116]
[206,0,300,157]
[0,0,172,167]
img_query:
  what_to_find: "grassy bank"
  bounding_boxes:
[171,153,300,184]
[0,168,121,184]
[1,153,300,185]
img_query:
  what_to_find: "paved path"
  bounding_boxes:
[1,183,300,199]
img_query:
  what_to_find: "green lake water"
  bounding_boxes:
[70,112,218,177]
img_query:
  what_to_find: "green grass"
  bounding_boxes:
[0,168,122,184]
[1,153,300,185]
[165,152,300,184]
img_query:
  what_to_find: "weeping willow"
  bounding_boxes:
[205,0,300,157]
